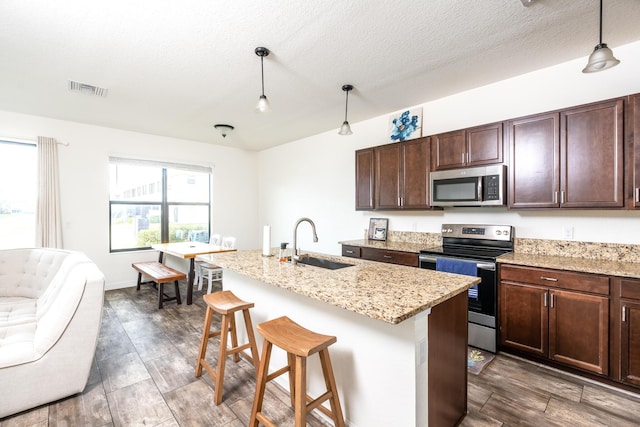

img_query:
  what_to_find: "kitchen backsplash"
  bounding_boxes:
[514,238,640,263]
[363,229,442,246]
[366,229,640,263]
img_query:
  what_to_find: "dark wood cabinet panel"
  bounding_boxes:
[341,245,418,267]
[374,144,402,209]
[499,281,548,357]
[467,122,503,166]
[431,129,466,170]
[499,264,609,376]
[355,148,374,210]
[372,137,430,210]
[508,113,560,208]
[431,123,503,171]
[402,138,430,208]
[621,299,640,386]
[560,99,624,208]
[509,99,624,209]
[615,278,640,386]
[550,290,609,375]
[341,245,361,258]
[630,94,640,208]
[499,264,609,295]
[361,247,418,267]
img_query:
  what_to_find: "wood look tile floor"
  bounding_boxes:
[1,281,639,426]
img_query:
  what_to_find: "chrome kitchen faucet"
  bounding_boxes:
[291,217,318,265]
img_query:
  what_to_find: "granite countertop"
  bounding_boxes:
[198,249,479,325]
[339,239,431,254]
[498,252,640,279]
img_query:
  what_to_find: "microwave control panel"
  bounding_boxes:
[483,174,501,201]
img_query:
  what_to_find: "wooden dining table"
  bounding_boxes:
[151,242,237,305]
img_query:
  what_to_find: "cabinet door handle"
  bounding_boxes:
[550,293,555,308]
[383,255,393,259]
[622,306,627,322]
[636,188,639,203]
[540,276,558,282]
[345,250,354,254]
[560,191,565,204]
[462,153,465,164]
[544,292,548,307]
[554,191,558,204]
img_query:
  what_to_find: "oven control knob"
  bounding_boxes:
[503,230,509,236]
[496,230,502,235]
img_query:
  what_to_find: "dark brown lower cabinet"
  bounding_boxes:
[618,278,640,386]
[342,244,418,267]
[499,265,609,376]
[550,289,609,375]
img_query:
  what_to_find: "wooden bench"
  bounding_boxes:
[132,261,186,309]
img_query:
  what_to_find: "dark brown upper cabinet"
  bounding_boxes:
[560,99,624,208]
[431,122,504,171]
[355,148,375,210]
[375,137,431,209]
[629,94,640,208]
[508,112,560,208]
[509,98,624,209]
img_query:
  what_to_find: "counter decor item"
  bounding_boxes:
[389,107,422,142]
[262,225,272,256]
[368,217,388,241]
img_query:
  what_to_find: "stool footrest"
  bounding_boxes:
[196,359,217,382]
[266,365,290,383]
[306,391,333,414]
[255,413,278,427]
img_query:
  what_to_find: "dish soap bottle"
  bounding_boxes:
[279,242,289,263]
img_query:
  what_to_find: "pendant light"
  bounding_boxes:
[338,84,354,136]
[255,47,271,112]
[582,0,620,73]
[213,124,234,138]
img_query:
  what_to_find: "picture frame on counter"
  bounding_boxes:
[368,218,389,241]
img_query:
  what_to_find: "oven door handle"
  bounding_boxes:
[419,255,495,271]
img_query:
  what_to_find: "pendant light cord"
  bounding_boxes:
[260,56,266,97]
[344,90,349,121]
[599,0,603,45]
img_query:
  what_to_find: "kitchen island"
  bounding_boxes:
[197,249,480,427]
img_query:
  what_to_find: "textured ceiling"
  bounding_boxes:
[1,0,640,151]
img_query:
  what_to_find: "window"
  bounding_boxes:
[109,157,211,252]
[0,140,37,249]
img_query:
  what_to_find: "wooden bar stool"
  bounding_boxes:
[195,290,260,405]
[250,316,345,427]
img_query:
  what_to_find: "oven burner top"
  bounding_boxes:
[420,223,515,261]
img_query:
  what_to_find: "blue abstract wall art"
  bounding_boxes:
[388,107,422,142]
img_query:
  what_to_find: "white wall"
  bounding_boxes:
[0,111,259,289]
[3,41,640,288]
[258,40,640,255]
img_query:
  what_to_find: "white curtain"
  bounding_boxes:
[36,136,62,248]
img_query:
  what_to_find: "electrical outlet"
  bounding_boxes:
[411,222,418,231]
[562,226,574,240]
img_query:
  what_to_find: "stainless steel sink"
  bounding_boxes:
[296,255,354,270]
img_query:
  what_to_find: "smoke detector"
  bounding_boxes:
[68,80,108,97]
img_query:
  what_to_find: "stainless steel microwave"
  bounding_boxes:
[430,165,506,207]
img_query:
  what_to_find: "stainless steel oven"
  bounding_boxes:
[419,224,514,353]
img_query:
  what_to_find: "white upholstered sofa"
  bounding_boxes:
[0,248,105,418]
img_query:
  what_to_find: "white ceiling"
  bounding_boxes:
[1,0,640,151]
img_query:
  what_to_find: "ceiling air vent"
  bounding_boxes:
[67,80,108,97]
